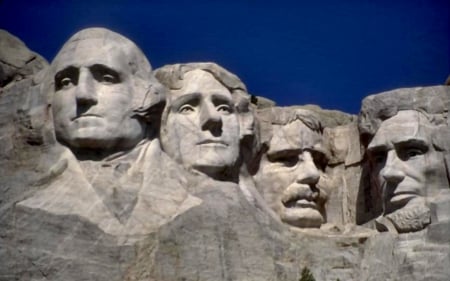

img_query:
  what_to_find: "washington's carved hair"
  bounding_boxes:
[45,27,167,123]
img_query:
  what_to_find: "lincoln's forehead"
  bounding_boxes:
[268,120,321,153]
[368,110,431,149]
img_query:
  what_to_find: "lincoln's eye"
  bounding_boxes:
[401,147,426,160]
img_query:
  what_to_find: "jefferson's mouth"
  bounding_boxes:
[72,114,101,121]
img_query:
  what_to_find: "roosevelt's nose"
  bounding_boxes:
[296,151,320,185]
[200,103,222,134]
[75,68,97,106]
[380,150,405,184]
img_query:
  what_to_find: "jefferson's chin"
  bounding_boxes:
[280,207,324,228]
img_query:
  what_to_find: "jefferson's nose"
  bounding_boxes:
[380,150,405,184]
[200,103,222,133]
[75,68,97,106]
[296,151,320,185]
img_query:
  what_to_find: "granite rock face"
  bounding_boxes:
[0,28,449,281]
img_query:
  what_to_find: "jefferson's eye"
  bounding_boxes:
[217,104,232,114]
[60,77,73,88]
[102,74,116,83]
[178,104,195,114]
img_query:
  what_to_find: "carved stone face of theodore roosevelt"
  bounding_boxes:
[254,118,328,228]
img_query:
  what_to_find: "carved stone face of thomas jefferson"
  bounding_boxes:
[51,36,145,151]
[254,119,328,228]
[161,69,240,176]
[367,110,448,232]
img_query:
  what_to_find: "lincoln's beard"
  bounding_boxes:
[377,201,431,233]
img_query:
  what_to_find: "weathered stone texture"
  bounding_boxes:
[0,28,449,281]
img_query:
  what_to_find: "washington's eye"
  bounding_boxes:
[91,64,121,84]
[217,104,232,114]
[178,104,195,114]
[54,66,79,91]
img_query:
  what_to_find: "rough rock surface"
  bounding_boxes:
[0,28,449,281]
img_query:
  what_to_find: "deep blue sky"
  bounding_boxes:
[1,0,448,114]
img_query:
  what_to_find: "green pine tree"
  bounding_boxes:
[299,266,316,281]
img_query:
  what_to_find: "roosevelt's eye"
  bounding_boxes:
[310,150,328,171]
[178,104,195,114]
[369,151,386,165]
[217,104,232,114]
[268,153,299,168]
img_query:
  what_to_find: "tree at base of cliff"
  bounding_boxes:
[299,267,316,281]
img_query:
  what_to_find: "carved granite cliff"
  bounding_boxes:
[0,28,449,281]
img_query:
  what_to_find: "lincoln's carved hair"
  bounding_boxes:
[45,27,166,123]
[358,86,450,186]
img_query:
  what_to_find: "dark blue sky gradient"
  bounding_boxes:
[1,0,448,113]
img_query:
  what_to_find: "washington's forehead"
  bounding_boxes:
[269,120,321,152]
[53,40,128,71]
[369,110,430,148]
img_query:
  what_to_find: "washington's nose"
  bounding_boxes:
[200,103,222,133]
[75,68,97,106]
[380,151,405,184]
[296,151,320,185]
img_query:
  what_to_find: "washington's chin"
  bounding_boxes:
[280,207,324,228]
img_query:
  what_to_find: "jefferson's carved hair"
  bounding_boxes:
[155,62,255,139]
